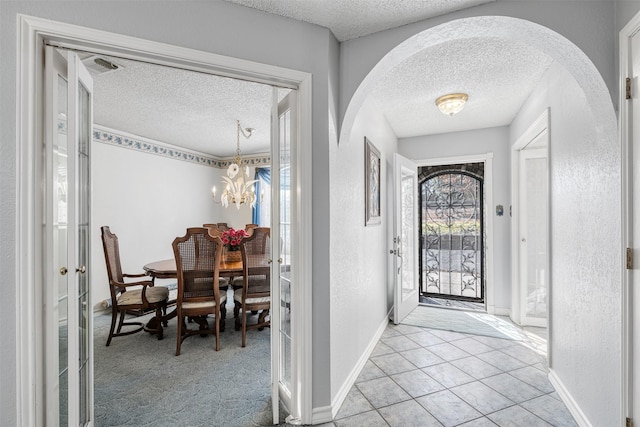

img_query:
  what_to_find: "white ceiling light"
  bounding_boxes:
[212,120,260,209]
[435,93,468,116]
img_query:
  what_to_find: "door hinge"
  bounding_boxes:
[627,248,633,270]
[627,417,633,427]
[626,77,632,100]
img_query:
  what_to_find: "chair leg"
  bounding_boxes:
[234,301,240,319]
[242,308,247,348]
[220,304,226,332]
[154,306,164,340]
[116,309,126,334]
[214,308,220,352]
[106,308,118,346]
[162,300,168,327]
[176,314,183,356]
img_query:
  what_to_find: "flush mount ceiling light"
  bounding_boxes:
[435,93,468,116]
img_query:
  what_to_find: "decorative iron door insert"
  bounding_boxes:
[420,168,483,302]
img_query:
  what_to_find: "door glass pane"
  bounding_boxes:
[55,73,70,427]
[525,157,548,318]
[421,172,483,301]
[400,171,416,300]
[77,81,91,425]
[279,108,292,393]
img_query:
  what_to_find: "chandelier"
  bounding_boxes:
[211,120,260,209]
[435,93,468,116]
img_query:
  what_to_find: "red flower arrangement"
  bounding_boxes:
[220,228,249,251]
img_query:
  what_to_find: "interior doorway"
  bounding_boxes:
[510,109,549,329]
[18,15,313,426]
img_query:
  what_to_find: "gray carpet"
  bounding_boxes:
[94,289,285,427]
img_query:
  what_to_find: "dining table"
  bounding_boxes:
[143,258,244,280]
[142,258,244,332]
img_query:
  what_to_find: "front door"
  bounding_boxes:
[392,153,419,324]
[44,46,94,426]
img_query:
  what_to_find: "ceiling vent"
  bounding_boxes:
[81,55,123,76]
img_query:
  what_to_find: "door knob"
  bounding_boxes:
[60,267,68,276]
[76,265,86,274]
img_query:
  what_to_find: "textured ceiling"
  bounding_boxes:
[90,55,276,157]
[87,1,554,156]
[370,38,554,137]
[223,0,495,41]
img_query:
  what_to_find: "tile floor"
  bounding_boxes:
[326,319,577,427]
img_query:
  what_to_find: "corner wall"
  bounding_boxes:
[329,98,398,402]
[510,61,621,426]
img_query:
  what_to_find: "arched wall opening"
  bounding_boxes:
[339,16,616,146]
[334,15,621,426]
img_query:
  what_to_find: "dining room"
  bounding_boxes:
[77,49,290,424]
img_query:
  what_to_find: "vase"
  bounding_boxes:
[225,248,242,263]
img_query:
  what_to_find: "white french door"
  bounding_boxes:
[392,153,419,324]
[44,46,94,427]
[518,146,549,328]
[271,88,298,424]
[627,14,640,424]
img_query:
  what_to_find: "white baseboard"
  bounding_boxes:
[548,369,592,427]
[316,309,391,424]
[311,405,333,425]
[493,307,511,316]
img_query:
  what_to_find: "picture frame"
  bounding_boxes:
[364,137,381,226]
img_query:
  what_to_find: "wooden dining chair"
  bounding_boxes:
[172,227,226,355]
[100,226,169,346]
[235,227,271,347]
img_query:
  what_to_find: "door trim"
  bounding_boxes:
[17,14,313,425]
[620,11,640,425]
[415,153,494,314]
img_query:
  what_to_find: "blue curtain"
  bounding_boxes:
[252,167,271,225]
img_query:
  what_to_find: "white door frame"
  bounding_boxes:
[16,14,313,426]
[620,10,640,425]
[415,153,494,313]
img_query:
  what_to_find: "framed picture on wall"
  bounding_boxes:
[365,137,381,226]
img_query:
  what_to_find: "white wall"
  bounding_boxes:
[329,98,397,400]
[399,127,512,311]
[510,61,621,426]
[91,140,254,310]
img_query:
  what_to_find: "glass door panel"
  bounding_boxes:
[393,153,419,324]
[45,46,94,427]
[271,88,297,424]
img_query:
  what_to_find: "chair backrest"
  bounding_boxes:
[203,223,230,234]
[172,227,224,307]
[101,226,124,299]
[240,227,271,295]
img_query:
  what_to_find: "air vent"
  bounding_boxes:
[81,55,123,76]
